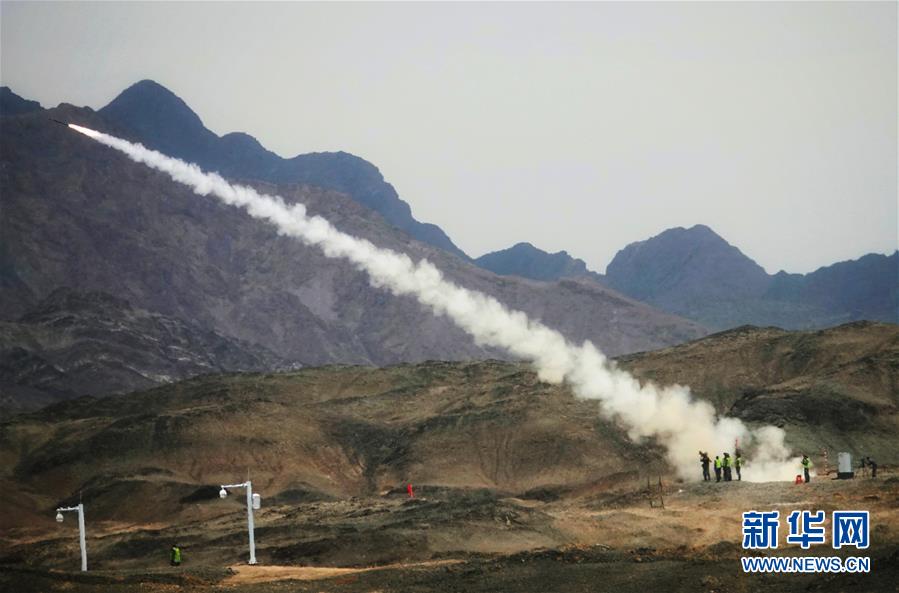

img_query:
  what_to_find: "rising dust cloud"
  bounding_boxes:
[69,123,801,481]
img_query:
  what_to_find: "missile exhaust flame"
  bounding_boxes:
[67,123,800,481]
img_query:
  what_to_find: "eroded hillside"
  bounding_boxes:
[2,322,895,534]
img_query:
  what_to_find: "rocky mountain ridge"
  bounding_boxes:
[604,225,897,329]
[475,242,605,284]
[481,225,897,330]
[6,81,890,335]
[1,101,704,413]
[98,80,470,260]
[0,86,42,117]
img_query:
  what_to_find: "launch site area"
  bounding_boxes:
[1,2,897,592]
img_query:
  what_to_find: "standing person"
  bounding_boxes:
[860,456,868,477]
[867,457,878,479]
[801,454,812,483]
[406,483,415,498]
[170,544,182,567]
[723,453,732,482]
[735,454,743,481]
[714,456,722,482]
[700,451,711,482]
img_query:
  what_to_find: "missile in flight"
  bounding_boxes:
[50,118,68,126]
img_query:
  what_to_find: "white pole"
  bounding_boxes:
[55,505,87,571]
[246,481,257,565]
[220,481,258,565]
[77,504,87,572]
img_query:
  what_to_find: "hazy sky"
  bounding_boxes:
[2,2,896,274]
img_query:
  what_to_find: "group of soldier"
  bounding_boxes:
[699,451,741,482]
[697,451,880,484]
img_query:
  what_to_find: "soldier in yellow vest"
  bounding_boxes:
[170,544,182,567]
[723,452,733,482]
[801,455,812,483]
[714,455,722,482]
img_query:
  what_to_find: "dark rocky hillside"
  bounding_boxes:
[604,225,897,329]
[475,242,605,284]
[765,252,898,326]
[0,321,894,532]
[0,86,42,117]
[0,322,895,592]
[0,288,289,414]
[476,226,895,332]
[0,104,704,384]
[619,321,898,456]
[98,80,469,259]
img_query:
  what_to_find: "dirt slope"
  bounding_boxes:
[1,321,895,535]
[1,322,897,591]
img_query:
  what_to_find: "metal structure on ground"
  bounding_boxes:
[219,481,261,565]
[55,503,87,571]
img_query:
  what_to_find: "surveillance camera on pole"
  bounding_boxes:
[219,481,261,564]
[55,504,87,571]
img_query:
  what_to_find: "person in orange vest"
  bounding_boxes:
[406,483,415,498]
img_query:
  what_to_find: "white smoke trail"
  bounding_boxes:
[68,123,800,481]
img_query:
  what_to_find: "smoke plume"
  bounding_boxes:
[68,123,800,481]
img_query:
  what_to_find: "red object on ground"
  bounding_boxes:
[795,475,804,485]
[407,483,415,498]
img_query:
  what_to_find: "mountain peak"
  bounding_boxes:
[1,86,43,116]
[475,242,601,283]
[605,225,770,314]
[94,80,469,259]
[504,242,574,259]
[103,80,199,121]
[660,224,726,243]
[615,224,753,262]
[123,78,177,95]
[687,223,714,233]
[99,80,213,161]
